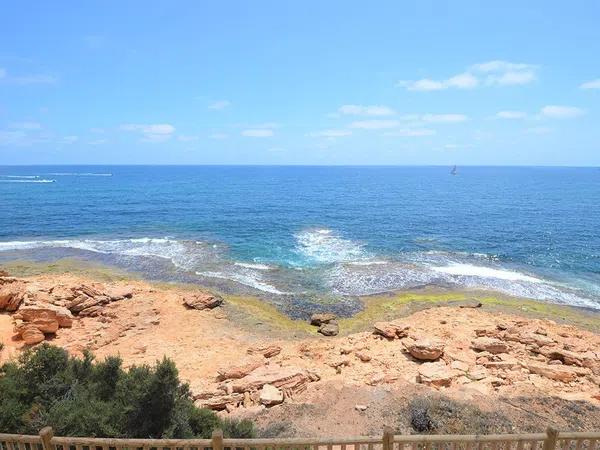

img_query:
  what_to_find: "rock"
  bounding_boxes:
[471,337,509,354]
[355,351,372,362]
[417,362,458,387]
[0,269,9,277]
[259,384,284,406]
[310,313,337,326]
[196,393,243,411]
[17,304,73,328]
[231,366,310,394]
[21,325,45,345]
[247,344,282,358]
[373,321,410,339]
[318,321,339,336]
[0,278,26,311]
[457,300,482,308]
[467,366,488,381]
[68,295,110,315]
[30,317,59,334]
[183,292,223,310]
[355,404,368,411]
[217,359,263,381]
[405,339,444,361]
[451,360,470,372]
[526,362,579,383]
[107,286,134,300]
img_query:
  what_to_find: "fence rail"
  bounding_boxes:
[0,428,598,450]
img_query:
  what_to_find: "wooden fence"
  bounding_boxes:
[0,427,598,450]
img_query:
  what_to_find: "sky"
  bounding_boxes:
[1,1,599,166]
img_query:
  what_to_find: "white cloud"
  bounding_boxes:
[121,123,176,142]
[580,79,600,89]
[527,126,552,135]
[242,129,274,137]
[208,100,231,110]
[338,104,396,116]
[209,133,228,140]
[540,105,585,119]
[350,120,400,129]
[422,114,467,123]
[89,139,107,145]
[0,130,28,146]
[308,129,352,137]
[383,128,436,137]
[399,60,536,91]
[496,111,527,119]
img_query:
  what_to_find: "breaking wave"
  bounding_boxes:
[196,270,289,295]
[294,228,370,264]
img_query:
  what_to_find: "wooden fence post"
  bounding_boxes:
[543,427,559,450]
[39,427,54,450]
[212,429,224,450]
[383,426,394,450]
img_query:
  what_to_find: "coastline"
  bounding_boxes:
[2,259,600,435]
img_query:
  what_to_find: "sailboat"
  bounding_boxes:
[450,165,457,175]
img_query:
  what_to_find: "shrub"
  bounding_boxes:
[0,344,254,438]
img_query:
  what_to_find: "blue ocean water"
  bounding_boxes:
[1,165,599,313]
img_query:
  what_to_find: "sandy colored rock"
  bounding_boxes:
[21,325,45,345]
[310,313,337,326]
[16,304,73,328]
[259,383,284,406]
[405,339,444,361]
[0,278,26,311]
[231,366,310,394]
[217,358,263,381]
[471,337,509,354]
[247,344,282,358]
[373,320,410,339]
[183,292,223,310]
[318,322,339,336]
[418,362,459,387]
[527,362,580,382]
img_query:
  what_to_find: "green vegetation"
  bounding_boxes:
[0,344,254,438]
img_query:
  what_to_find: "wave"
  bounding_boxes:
[0,179,55,183]
[0,237,215,271]
[45,172,112,176]
[196,270,289,295]
[234,262,272,270]
[294,228,370,264]
[431,263,542,283]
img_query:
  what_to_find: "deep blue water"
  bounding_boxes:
[1,165,599,313]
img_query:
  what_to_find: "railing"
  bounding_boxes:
[0,427,598,450]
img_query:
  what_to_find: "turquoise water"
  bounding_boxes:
[1,165,599,315]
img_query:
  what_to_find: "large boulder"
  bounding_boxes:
[259,384,284,406]
[20,325,45,345]
[471,337,509,354]
[405,339,444,361]
[183,292,223,310]
[318,322,339,336]
[373,320,410,339]
[16,304,73,328]
[310,313,337,326]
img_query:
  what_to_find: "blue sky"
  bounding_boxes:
[1,1,599,165]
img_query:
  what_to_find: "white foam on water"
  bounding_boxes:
[0,179,55,183]
[0,237,212,271]
[1,175,40,179]
[431,263,542,283]
[45,172,112,176]
[234,262,272,270]
[346,260,389,266]
[295,228,369,264]
[196,270,289,295]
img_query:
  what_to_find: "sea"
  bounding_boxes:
[1,165,599,317]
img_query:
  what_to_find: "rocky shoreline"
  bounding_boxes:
[1,269,600,431]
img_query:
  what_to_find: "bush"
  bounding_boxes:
[0,344,255,438]
[408,395,513,434]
